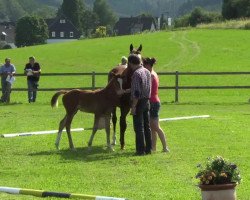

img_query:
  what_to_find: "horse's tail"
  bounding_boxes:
[51,90,68,108]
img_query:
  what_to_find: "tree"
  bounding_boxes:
[60,0,85,33]
[222,0,250,19]
[81,9,99,37]
[93,0,117,27]
[222,0,238,19]
[15,15,48,47]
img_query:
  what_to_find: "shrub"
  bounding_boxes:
[245,22,250,29]
[196,156,241,185]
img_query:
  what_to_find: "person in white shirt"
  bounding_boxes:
[0,58,16,103]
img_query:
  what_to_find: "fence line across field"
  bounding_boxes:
[6,71,250,102]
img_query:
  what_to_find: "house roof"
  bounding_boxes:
[114,15,157,35]
[45,14,81,39]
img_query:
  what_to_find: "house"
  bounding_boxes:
[0,22,16,48]
[114,15,157,36]
[46,14,81,44]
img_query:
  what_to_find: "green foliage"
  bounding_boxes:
[60,0,85,33]
[222,0,250,19]
[177,0,222,16]
[93,26,107,38]
[174,14,190,28]
[196,156,241,185]
[0,0,57,22]
[81,9,99,37]
[93,0,117,28]
[15,15,48,47]
[174,7,222,27]
[245,22,250,29]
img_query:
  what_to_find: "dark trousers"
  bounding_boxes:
[133,98,152,154]
[27,80,38,102]
[1,78,11,103]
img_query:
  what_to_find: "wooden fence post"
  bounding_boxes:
[92,71,95,90]
[175,71,179,103]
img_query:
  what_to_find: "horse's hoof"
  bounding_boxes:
[55,143,60,150]
[121,145,125,150]
[107,146,115,152]
[71,148,77,152]
[88,146,92,152]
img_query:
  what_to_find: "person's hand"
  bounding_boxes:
[124,89,131,94]
[117,89,125,96]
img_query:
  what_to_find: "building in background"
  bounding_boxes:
[46,14,81,44]
[114,15,157,36]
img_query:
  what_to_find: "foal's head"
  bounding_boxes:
[107,73,123,93]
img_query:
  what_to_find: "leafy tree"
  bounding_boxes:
[15,15,48,47]
[81,9,99,37]
[174,7,222,28]
[222,0,250,19]
[177,0,222,16]
[222,0,238,19]
[60,0,85,33]
[189,7,206,26]
[93,0,117,27]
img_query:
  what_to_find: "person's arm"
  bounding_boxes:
[24,64,28,75]
[10,65,16,76]
[32,63,41,75]
[130,72,141,115]
[130,98,138,115]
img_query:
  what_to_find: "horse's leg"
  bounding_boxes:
[111,107,117,145]
[88,115,99,150]
[120,104,130,150]
[104,114,113,151]
[55,115,67,150]
[65,112,77,150]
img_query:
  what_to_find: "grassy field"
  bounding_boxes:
[0,29,250,200]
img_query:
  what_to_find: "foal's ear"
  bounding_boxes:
[130,44,133,52]
[137,44,142,52]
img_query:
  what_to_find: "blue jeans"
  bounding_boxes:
[27,80,38,102]
[133,98,152,154]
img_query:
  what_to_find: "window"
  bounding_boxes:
[70,32,74,38]
[51,31,56,37]
[60,19,66,23]
[60,32,64,38]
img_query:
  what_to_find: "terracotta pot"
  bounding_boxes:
[199,183,237,200]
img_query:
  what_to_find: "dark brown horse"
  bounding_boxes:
[108,44,142,150]
[51,74,123,150]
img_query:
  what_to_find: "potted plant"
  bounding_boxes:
[196,156,241,200]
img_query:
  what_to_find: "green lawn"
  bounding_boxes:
[0,29,249,200]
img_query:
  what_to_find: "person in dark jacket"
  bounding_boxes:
[24,56,41,103]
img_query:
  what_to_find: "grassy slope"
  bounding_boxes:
[0,29,250,200]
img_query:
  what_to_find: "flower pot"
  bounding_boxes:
[199,183,237,200]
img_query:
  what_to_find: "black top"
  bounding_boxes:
[24,62,41,81]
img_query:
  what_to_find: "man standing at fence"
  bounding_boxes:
[24,56,41,103]
[0,58,16,103]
